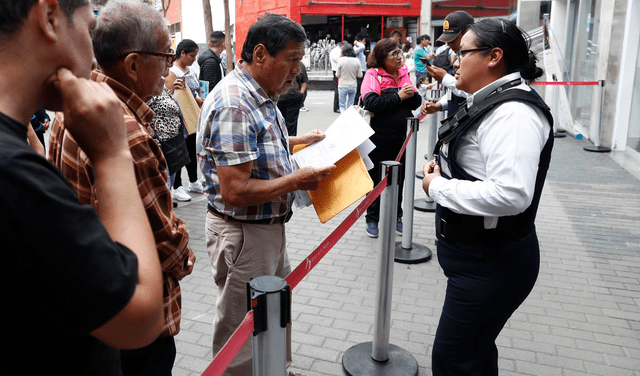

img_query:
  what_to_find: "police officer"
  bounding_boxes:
[422,19,553,375]
[422,11,475,117]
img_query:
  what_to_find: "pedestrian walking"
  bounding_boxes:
[336,43,362,113]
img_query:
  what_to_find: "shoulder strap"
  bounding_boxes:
[434,88,551,157]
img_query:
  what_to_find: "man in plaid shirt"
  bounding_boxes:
[49,2,194,375]
[197,14,335,376]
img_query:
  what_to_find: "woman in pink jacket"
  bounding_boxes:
[360,38,422,238]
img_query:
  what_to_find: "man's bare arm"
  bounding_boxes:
[218,161,335,208]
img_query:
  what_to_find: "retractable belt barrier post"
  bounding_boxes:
[343,161,419,376]
[551,84,566,138]
[415,88,439,213]
[533,80,611,150]
[247,276,290,376]
[395,117,432,264]
[583,80,611,153]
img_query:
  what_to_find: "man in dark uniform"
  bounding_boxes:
[424,10,475,117]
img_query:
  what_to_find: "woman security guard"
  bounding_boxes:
[421,19,553,375]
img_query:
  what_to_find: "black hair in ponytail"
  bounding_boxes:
[469,19,543,81]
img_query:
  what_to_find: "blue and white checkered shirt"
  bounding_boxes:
[196,61,294,220]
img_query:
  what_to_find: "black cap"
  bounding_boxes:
[437,11,474,43]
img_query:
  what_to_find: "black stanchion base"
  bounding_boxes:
[584,145,611,153]
[414,198,436,212]
[554,131,567,138]
[394,242,432,264]
[342,342,418,376]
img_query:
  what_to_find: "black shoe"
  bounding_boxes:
[173,202,178,208]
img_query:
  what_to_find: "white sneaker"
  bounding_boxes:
[299,107,309,112]
[172,186,191,202]
[188,180,204,193]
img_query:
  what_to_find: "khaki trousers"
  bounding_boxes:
[206,212,292,376]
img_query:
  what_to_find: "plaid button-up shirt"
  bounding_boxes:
[49,70,194,337]
[196,62,294,220]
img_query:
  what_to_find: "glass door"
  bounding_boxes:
[567,0,601,131]
[627,43,640,153]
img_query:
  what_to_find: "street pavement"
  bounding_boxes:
[171,90,640,376]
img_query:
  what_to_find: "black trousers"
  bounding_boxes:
[332,70,339,112]
[365,133,405,223]
[432,229,540,375]
[355,75,364,105]
[277,94,303,137]
[121,336,176,376]
[174,132,198,188]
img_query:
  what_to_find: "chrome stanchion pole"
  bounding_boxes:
[552,83,566,138]
[343,161,418,376]
[584,80,610,152]
[415,88,439,213]
[395,118,431,264]
[247,276,290,376]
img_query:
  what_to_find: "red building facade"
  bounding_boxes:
[234,0,517,60]
[432,0,517,18]
[235,0,421,60]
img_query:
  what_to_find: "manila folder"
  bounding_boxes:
[294,145,373,223]
[175,88,200,134]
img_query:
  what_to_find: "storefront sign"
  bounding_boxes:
[386,17,403,28]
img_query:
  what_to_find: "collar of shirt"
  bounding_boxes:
[466,71,522,108]
[90,70,155,127]
[234,61,279,105]
[233,62,289,151]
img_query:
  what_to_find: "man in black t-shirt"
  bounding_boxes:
[277,61,308,136]
[0,1,164,374]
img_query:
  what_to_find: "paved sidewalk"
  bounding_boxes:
[171,90,640,376]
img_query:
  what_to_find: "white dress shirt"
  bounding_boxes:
[330,46,342,72]
[429,72,551,229]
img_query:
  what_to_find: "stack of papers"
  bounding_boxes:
[292,107,376,223]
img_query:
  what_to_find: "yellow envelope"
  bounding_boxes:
[294,145,373,223]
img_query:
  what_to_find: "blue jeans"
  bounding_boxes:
[339,86,357,113]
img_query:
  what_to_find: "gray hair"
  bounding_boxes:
[92,0,168,67]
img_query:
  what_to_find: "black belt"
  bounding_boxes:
[435,213,533,244]
[207,203,291,225]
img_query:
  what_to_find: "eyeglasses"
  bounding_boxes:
[455,47,491,62]
[118,48,176,65]
[387,49,402,58]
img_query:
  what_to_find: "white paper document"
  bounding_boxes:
[291,106,376,209]
[291,106,375,169]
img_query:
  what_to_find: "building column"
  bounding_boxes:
[596,0,628,148]
[420,0,432,36]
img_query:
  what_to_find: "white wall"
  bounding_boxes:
[181,0,235,44]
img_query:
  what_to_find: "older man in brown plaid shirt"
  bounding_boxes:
[49,2,194,375]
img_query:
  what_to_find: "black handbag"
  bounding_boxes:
[160,132,190,176]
